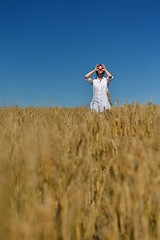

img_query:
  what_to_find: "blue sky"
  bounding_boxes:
[0,0,160,107]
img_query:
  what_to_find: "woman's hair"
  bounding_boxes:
[96,64,105,76]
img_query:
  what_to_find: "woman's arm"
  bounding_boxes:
[84,65,98,79]
[102,64,113,78]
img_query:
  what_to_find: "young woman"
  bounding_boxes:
[85,64,113,112]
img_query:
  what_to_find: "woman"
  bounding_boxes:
[85,64,113,112]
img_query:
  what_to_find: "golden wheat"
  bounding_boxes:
[0,103,160,240]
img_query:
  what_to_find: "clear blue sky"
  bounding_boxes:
[0,0,160,107]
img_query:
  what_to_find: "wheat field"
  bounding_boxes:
[0,103,160,240]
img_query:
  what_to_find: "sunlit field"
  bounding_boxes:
[0,103,160,240]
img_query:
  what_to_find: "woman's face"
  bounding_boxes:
[97,65,104,76]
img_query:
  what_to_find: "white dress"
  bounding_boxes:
[85,76,113,112]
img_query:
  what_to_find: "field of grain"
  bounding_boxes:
[0,103,160,240]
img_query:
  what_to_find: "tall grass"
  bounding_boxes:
[0,103,160,240]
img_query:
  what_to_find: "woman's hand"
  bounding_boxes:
[102,64,113,78]
[102,64,106,72]
[95,64,99,71]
